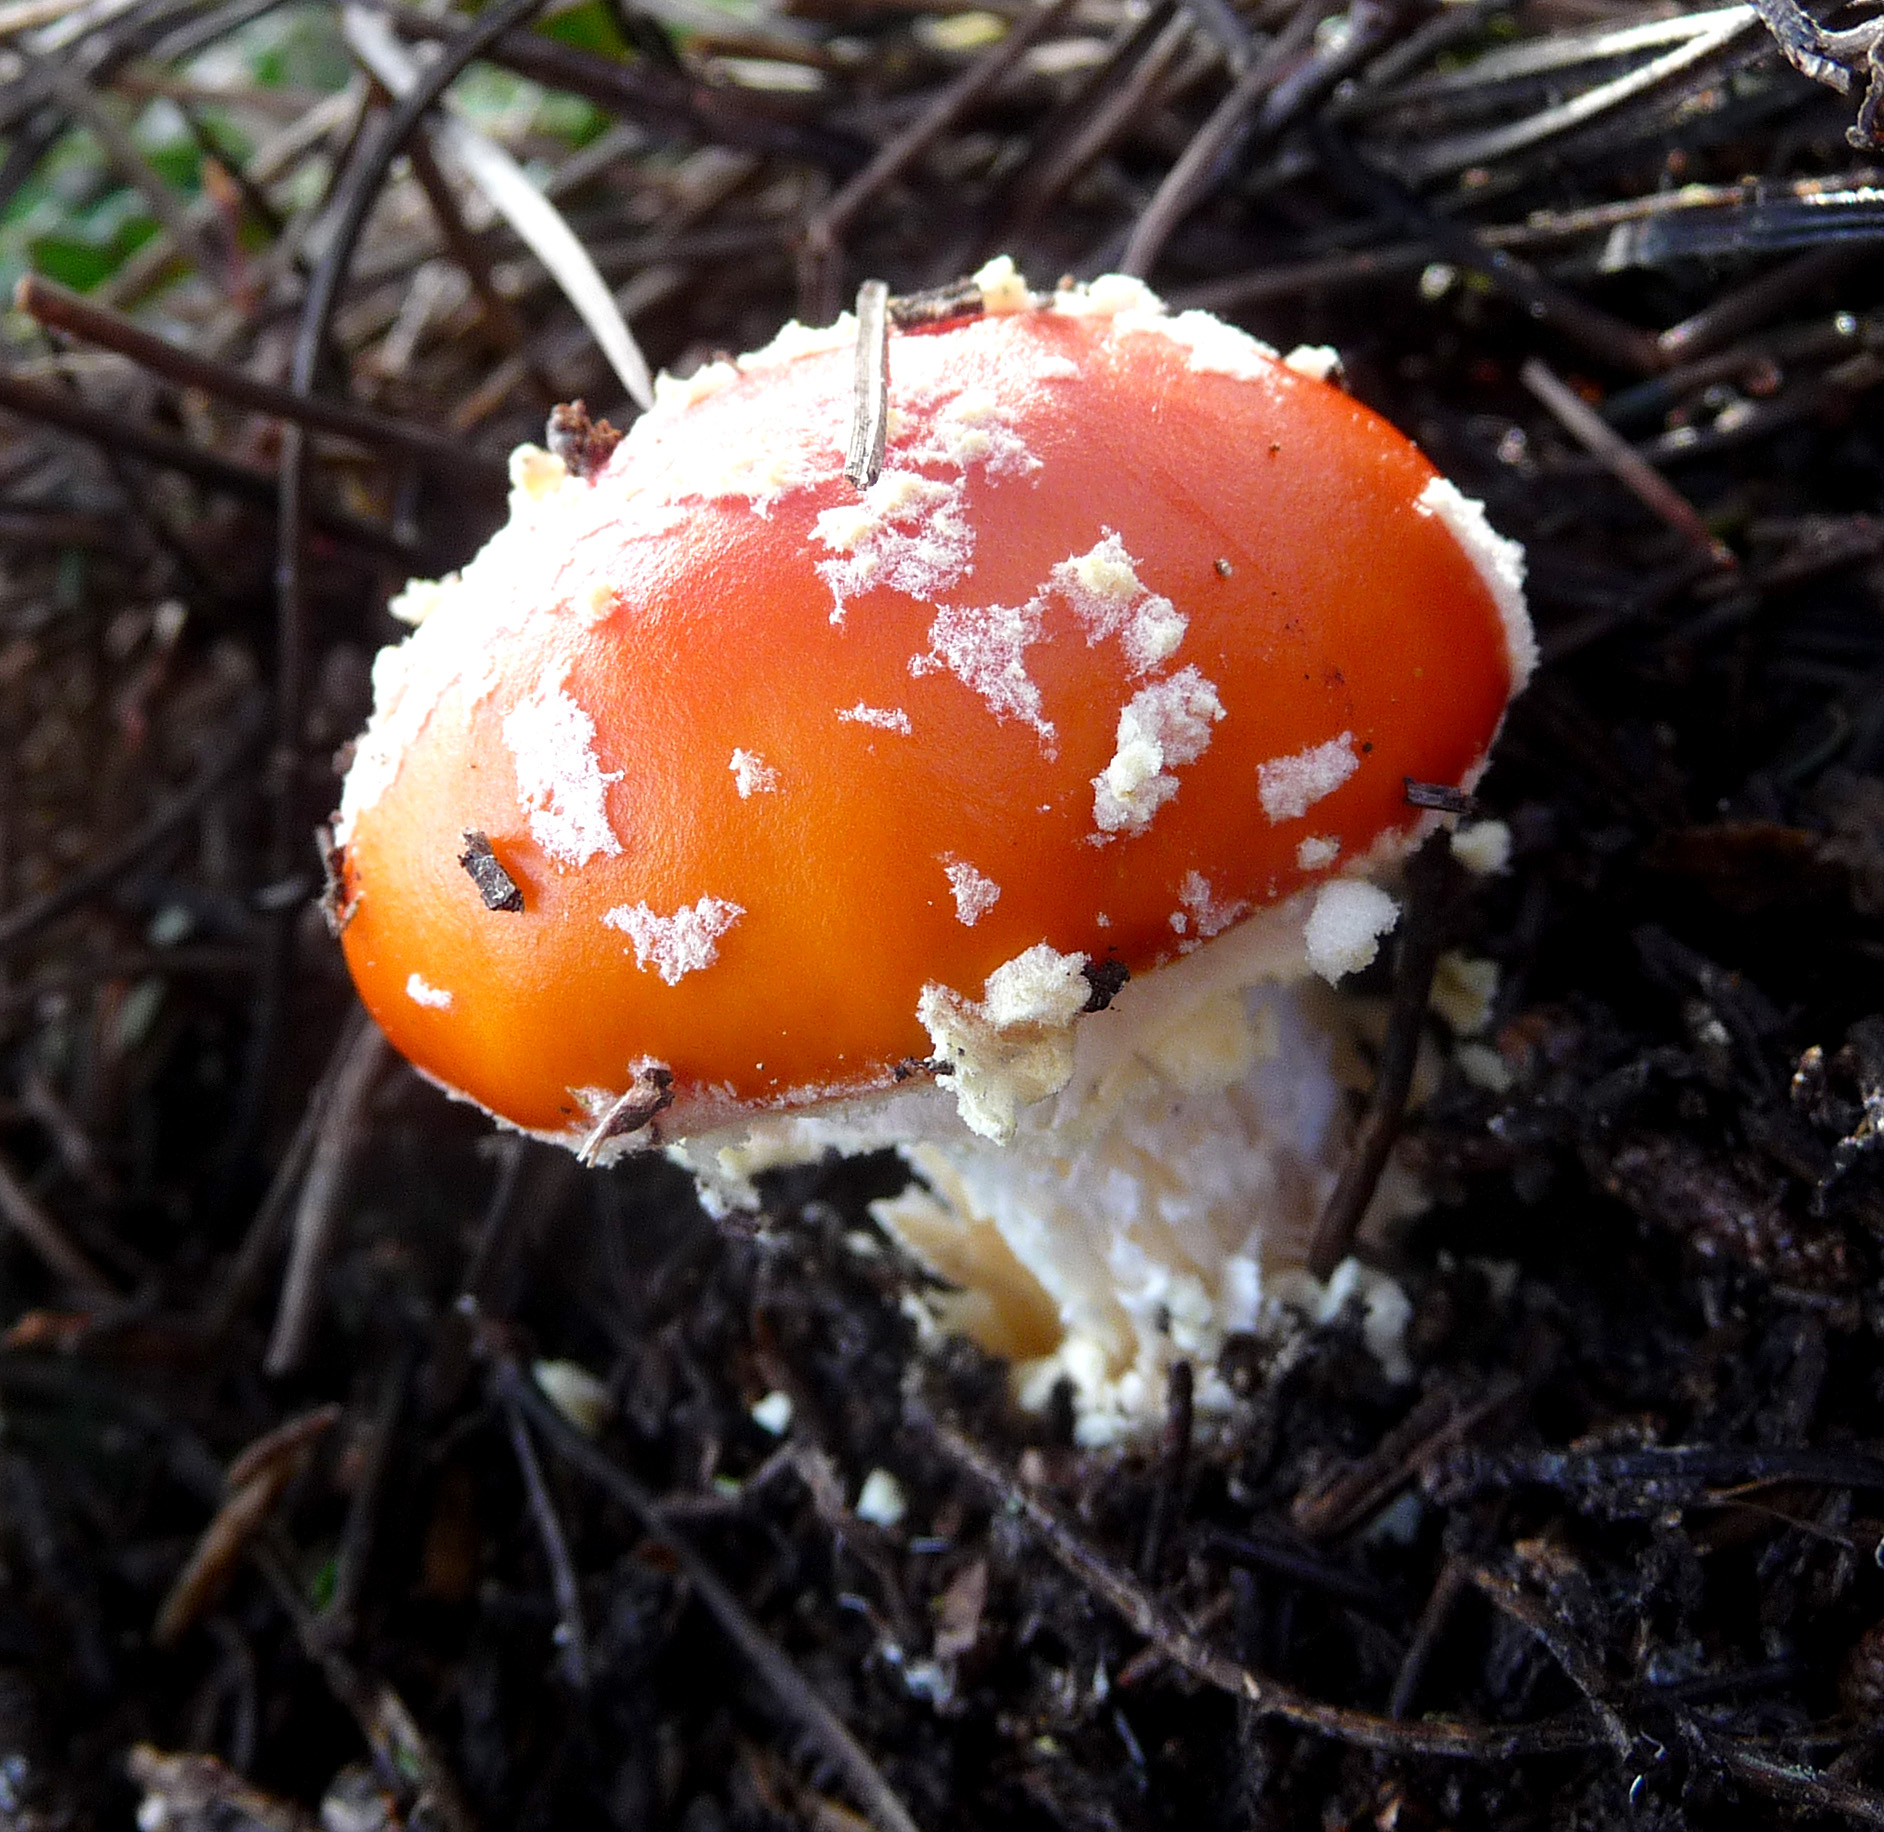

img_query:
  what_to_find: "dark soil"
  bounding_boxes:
[3,0,1884,1825]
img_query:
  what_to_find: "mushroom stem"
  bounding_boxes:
[674,891,1423,1445]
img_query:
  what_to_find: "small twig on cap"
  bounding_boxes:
[1404,779,1477,816]
[845,278,891,491]
[1080,958,1131,1012]
[458,831,525,912]
[1306,830,1462,1281]
[577,1062,675,1165]
[887,277,985,328]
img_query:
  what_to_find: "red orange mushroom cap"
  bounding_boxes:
[333,264,1531,1157]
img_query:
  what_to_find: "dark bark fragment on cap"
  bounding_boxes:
[546,401,622,480]
[1405,779,1478,815]
[459,831,524,912]
[1081,958,1131,1012]
[888,278,986,328]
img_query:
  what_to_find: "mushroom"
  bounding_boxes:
[332,259,1532,1442]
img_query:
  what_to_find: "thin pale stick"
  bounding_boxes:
[16,274,503,486]
[0,696,265,962]
[1306,831,1461,1280]
[264,1019,388,1377]
[0,1149,117,1297]
[503,1360,925,1832]
[1521,356,1732,568]
[345,5,654,409]
[924,1411,1601,1759]
[1119,0,1322,277]
[845,279,890,490]
[502,1391,591,1689]
[1398,8,1756,180]
[0,372,416,556]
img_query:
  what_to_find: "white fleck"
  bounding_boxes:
[387,573,456,626]
[750,1390,794,1436]
[919,942,1091,1141]
[1178,870,1246,940]
[502,669,624,868]
[1118,307,1281,381]
[814,470,972,621]
[1452,818,1512,876]
[912,597,1054,745]
[1457,1041,1514,1093]
[908,386,1038,476]
[603,896,745,984]
[406,973,453,1010]
[652,358,736,411]
[982,945,1091,1029]
[1050,532,1186,674]
[1296,834,1341,871]
[507,443,568,504]
[1052,272,1164,318]
[1258,732,1361,824]
[943,857,1001,926]
[1414,477,1535,690]
[855,1468,907,1528]
[974,254,1032,314]
[533,1360,611,1436]
[741,314,856,370]
[1432,951,1499,1034]
[1092,665,1225,836]
[729,749,779,797]
[898,1658,953,1705]
[1283,343,1342,382]
[839,702,912,735]
[1304,880,1400,983]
